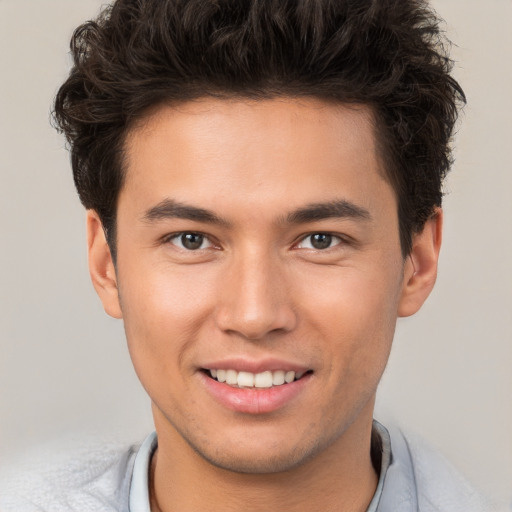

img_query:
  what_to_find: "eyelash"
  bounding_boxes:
[295,233,345,251]
[163,232,216,251]
[163,231,347,252]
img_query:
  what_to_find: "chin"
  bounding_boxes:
[190,433,329,475]
[201,449,312,475]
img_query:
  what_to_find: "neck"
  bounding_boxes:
[150,407,378,512]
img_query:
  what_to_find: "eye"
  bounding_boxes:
[167,232,213,250]
[297,233,343,250]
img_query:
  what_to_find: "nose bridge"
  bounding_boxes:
[215,244,296,339]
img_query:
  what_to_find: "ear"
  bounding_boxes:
[398,208,443,317]
[86,210,123,319]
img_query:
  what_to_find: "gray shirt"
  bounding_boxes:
[0,421,494,511]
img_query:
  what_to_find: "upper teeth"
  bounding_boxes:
[209,369,302,388]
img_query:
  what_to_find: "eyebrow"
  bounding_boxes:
[142,199,230,226]
[285,200,372,224]
[142,198,371,227]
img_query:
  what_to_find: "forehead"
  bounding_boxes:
[126,97,377,161]
[120,97,392,220]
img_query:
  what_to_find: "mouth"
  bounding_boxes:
[203,368,313,389]
[200,365,314,414]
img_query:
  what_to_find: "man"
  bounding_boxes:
[0,0,495,511]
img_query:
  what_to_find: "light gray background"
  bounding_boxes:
[1,0,510,505]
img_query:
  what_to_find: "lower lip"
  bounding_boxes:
[200,372,312,414]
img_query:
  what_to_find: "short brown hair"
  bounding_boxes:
[53,0,465,259]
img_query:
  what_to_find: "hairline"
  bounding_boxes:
[104,94,410,263]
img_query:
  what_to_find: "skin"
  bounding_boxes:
[87,97,441,512]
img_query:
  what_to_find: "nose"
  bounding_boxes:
[214,250,297,340]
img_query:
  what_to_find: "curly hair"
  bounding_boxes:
[53,0,465,259]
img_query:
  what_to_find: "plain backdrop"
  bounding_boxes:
[0,0,511,506]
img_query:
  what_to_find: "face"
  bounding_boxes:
[89,97,436,474]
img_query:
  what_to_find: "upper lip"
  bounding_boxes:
[200,358,311,374]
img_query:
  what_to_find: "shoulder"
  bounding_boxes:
[0,435,139,512]
[379,424,495,512]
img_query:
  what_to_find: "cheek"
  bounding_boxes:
[120,258,216,324]
[299,263,402,368]
[117,263,218,382]
[315,273,400,420]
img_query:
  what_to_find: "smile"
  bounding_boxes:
[207,369,308,388]
[201,365,314,414]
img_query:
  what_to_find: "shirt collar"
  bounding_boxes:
[128,421,392,512]
[129,431,157,512]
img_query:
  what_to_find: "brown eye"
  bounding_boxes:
[168,232,211,250]
[181,233,204,250]
[310,233,332,249]
[297,233,342,250]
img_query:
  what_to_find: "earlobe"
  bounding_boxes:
[86,210,123,319]
[398,208,443,317]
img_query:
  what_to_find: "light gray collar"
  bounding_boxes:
[128,422,392,512]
